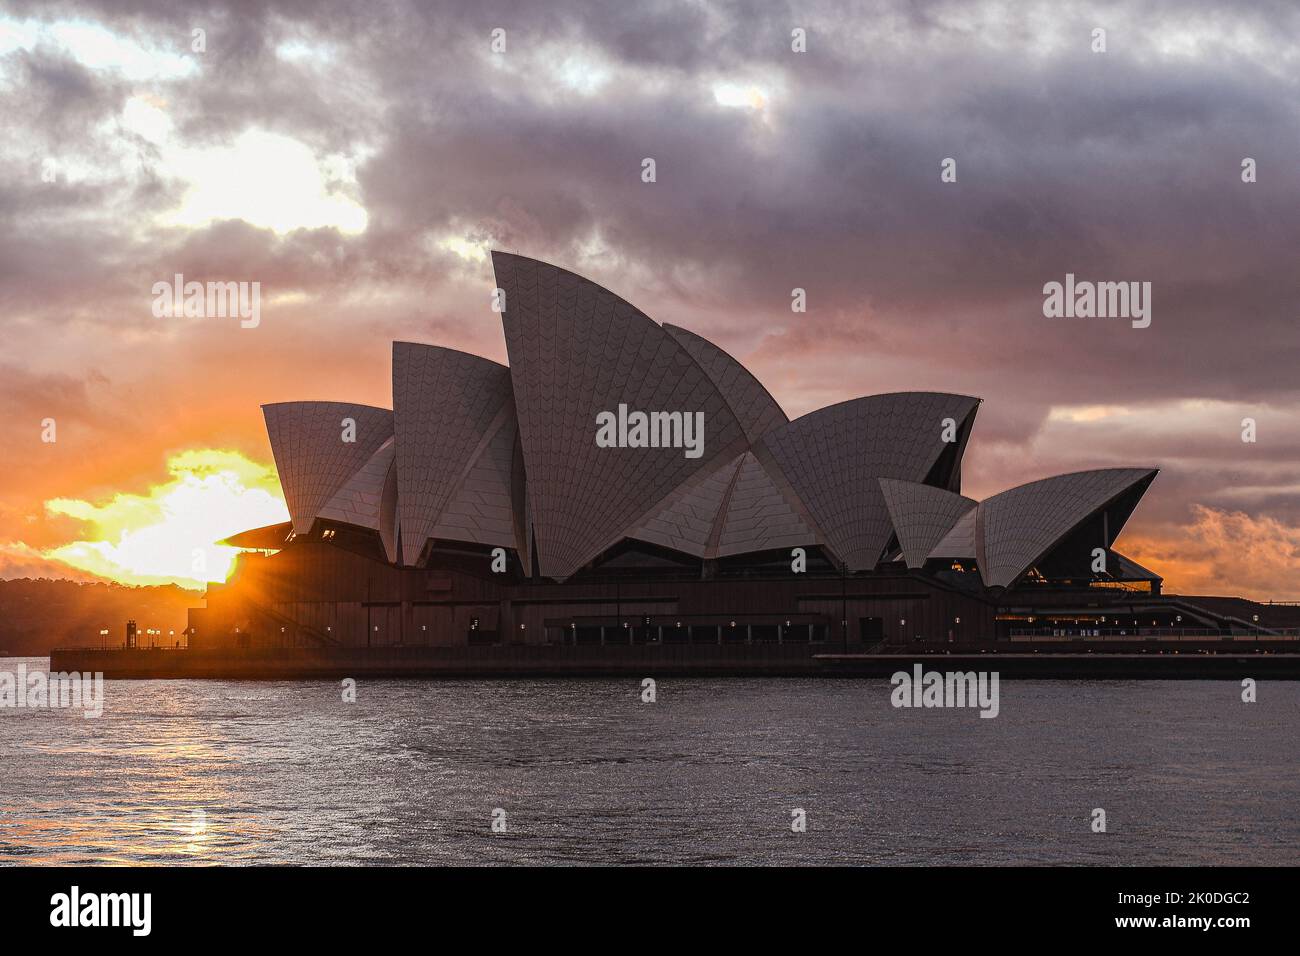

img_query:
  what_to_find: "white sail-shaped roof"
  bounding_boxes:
[251,255,1161,594]
[977,468,1157,588]
[392,342,514,565]
[493,252,749,579]
[758,393,980,570]
[262,401,394,536]
[878,478,977,569]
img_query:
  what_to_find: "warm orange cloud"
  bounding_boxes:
[14,449,289,589]
[1121,505,1300,601]
[0,541,105,583]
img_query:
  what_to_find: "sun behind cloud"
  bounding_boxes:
[42,449,288,589]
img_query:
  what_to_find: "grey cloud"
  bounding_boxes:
[3,0,1300,557]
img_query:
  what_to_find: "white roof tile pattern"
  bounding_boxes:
[316,436,396,532]
[392,342,514,565]
[715,452,817,556]
[977,468,1157,588]
[758,393,980,570]
[662,324,788,443]
[628,450,818,559]
[494,252,748,579]
[378,458,398,563]
[429,407,519,548]
[509,431,533,576]
[928,507,978,560]
[628,453,742,557]
[262,401,394,535]
[877,478,977,569]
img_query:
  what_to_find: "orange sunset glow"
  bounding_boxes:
[24,450,287,590]
[2,4,1299,605]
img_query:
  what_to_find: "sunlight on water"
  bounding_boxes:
[1,658,1297,865]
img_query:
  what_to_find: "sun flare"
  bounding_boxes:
[42,449,288,589]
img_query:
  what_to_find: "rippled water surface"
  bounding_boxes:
[1,658,1296,865]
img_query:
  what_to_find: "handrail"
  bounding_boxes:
[1007,627,1299,639]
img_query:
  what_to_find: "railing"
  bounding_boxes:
[1008,627,1300,640]
[48,644,190,653]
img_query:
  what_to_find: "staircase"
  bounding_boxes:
[255,601,339,647]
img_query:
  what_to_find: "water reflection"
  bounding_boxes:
[1,658,1297,865]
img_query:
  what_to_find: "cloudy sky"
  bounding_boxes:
[2,0,1299,596]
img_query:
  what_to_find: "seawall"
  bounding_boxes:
[46,644,1300,679]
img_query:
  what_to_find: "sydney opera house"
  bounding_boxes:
[190,253,1268,658]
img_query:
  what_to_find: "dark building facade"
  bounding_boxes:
[191,253,1267,653]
